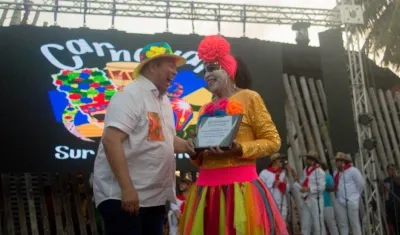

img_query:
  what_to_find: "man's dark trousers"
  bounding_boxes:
[98,199,165,235]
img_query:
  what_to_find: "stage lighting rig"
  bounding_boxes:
[358,113,374,126]
[363,138,377,151]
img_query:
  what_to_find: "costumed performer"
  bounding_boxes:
[333,152,364,235]
[293,152,326,235]
[259,153,290,221]
[178,35,289,235]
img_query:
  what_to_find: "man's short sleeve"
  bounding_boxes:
[326,174,334,187]
[104,90,142,134]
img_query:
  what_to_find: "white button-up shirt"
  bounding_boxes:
[334,167,365,207]
[294,166,326,200]
[93,76,176,207]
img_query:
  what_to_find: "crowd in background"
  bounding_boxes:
[166,152,400,235]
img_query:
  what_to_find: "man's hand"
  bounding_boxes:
[121,187,140,215]
[300,186,310,193]
[273,180,280,188]
[103,126,139,215]
[174,136,196,155]
[186,138,196,156]
[205,140,243,157]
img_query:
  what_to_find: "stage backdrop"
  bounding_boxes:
[0,26,286,172]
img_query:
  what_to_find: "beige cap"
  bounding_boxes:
[270,153,287,162]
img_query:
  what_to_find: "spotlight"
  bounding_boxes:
[292,22,311,46]
[358,113,374,126]
[363,138,376,150]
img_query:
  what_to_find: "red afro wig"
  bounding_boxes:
[197,35,237,78]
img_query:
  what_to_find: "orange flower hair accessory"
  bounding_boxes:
[226,100,243,115]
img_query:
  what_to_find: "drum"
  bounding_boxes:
[104,62,139,91]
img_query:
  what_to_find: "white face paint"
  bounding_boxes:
[204,67,230,94]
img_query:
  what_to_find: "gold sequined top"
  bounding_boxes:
[192,89,281,169]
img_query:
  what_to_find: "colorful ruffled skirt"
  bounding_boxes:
[178,165,288,235]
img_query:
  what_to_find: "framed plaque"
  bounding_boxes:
[193,114,243,151]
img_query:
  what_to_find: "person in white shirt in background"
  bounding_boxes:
[333,152,365,235]
[320,162,339,235]
[259,153,290,220]
[168,178,192,235]
[293,151,326,235]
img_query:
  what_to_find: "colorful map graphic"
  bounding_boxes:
[48,63,211,142]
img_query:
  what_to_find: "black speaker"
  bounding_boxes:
[319,29,359,154]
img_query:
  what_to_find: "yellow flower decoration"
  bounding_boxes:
[146,46,167,58]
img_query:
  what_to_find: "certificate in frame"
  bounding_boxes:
[193,114,243,151]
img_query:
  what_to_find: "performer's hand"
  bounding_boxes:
[207,145,224,155]
[300,186,310,193]
[273,180,280,187]
[230,141,243,156]
[206,140,242,156]
[121,187,140,215]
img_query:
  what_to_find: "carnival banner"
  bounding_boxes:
[0,26,286,172]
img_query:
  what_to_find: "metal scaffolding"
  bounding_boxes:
[0,0,384,234]
[337,1,383,234]
[0,0,341,28]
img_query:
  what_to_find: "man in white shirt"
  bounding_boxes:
[259,153,290,220]
[333,152,364,235]
[293,152,326,235]
[93,42,196,235]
